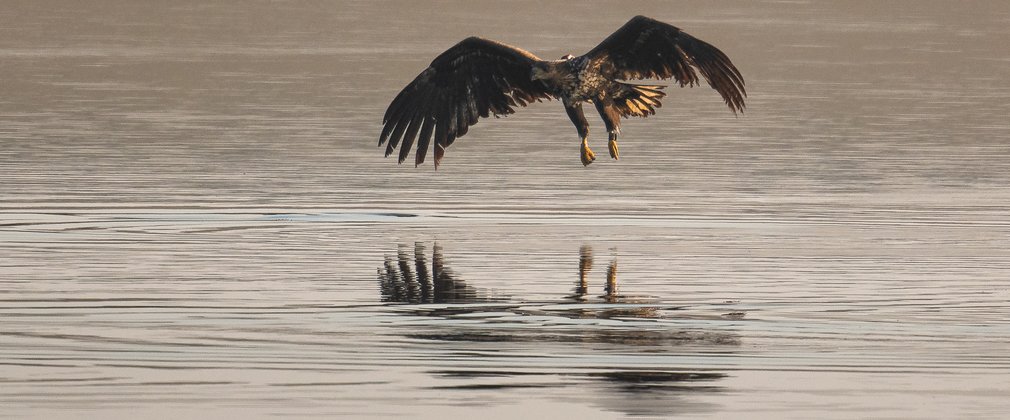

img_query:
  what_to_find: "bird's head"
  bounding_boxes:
[530,56,572,82]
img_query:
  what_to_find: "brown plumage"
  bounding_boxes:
[379,15,746,168]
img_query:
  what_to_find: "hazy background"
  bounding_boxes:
[2,1,1009,419]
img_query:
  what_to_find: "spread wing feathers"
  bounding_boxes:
[585,15,746,113]
[614,83,667,117]
[379,37,552,167]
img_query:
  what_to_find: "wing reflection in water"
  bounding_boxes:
[377,242,484,304]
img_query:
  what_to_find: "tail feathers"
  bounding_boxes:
[616,83,666,117]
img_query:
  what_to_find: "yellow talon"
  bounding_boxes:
[580,138,596,166]
[608,138,619,160]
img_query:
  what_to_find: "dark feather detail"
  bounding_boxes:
[414,117,435,166]
[586,15,746,113]
[379,37,552,168]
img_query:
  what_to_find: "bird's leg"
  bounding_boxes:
[593,99,622,160]
[607,131,619,160]
[564,101,595,166]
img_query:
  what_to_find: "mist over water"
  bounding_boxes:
[2,1,1010,419]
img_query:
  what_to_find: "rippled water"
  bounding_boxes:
[3,1,1010,419]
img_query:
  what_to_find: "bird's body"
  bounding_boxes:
[379,16,746,168]
[544,55,596,102]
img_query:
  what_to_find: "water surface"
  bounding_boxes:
[2,1,1010,419]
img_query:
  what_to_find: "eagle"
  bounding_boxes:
[379,15,746,168]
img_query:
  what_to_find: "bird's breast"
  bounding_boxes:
[569,68,607,102]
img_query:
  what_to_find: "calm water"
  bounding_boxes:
[3,1,1010,419]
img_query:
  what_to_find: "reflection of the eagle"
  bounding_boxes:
[377,242,739,416]
[377,242,743,327]
[379,242,626,306]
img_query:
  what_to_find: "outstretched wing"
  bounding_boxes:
[380,37,552,167]
[584,15,746,113]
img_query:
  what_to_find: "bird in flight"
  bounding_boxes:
[379,15,746,168]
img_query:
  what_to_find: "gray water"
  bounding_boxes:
[3,1,1010,419]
